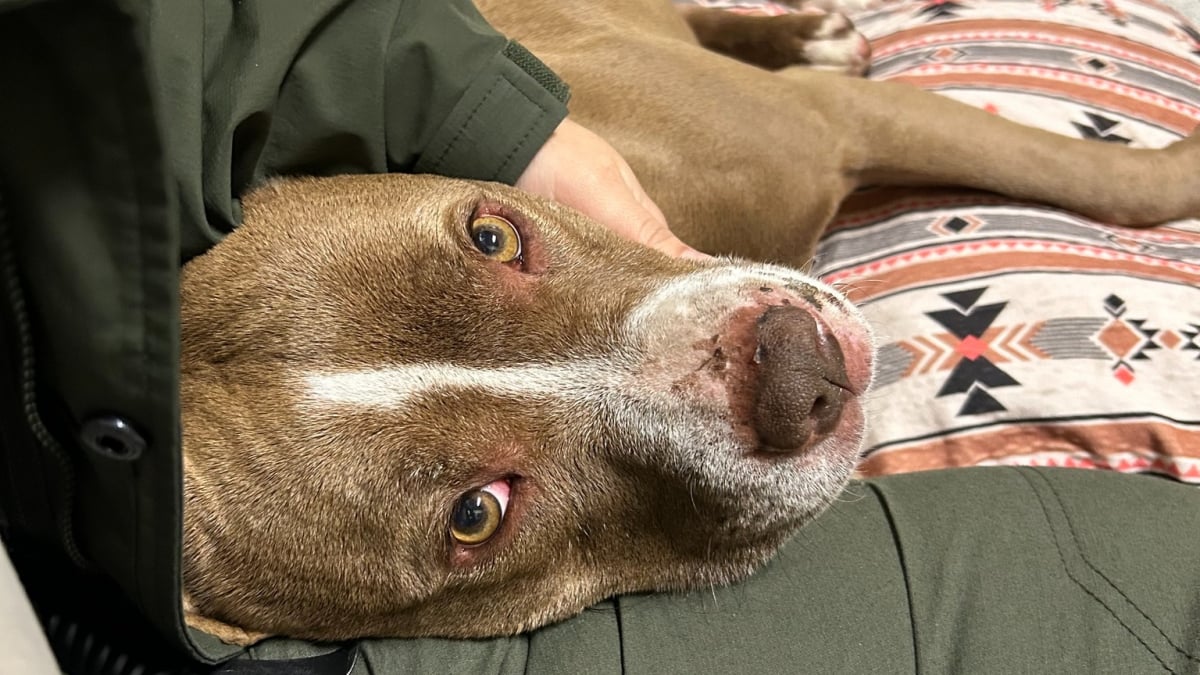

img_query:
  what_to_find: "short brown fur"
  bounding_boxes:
[180,0,1200,644]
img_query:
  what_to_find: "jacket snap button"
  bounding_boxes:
[79,416,146,461]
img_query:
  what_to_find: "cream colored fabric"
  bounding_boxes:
[1167,0,1200,24]
[0,548,58,675]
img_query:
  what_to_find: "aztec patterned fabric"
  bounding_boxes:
[685,0,1200,482]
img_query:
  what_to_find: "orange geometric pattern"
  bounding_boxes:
[1096,319,1142,358]
[898,321,1051,377]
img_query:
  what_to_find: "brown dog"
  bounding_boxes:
[179,0,1200,644]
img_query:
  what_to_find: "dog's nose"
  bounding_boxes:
[752,305,849,453]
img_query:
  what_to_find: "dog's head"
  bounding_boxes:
[179,174,874,642]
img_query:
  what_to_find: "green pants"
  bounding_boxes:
[228,468,1200,674]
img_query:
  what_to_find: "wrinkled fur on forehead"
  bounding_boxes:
[181,174,692,372]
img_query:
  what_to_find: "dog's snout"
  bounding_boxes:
[752,305,849,453]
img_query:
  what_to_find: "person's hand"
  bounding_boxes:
[516,117,709,260]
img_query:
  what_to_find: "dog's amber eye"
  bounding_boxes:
[450,480,510,545]
[469,215,522,263]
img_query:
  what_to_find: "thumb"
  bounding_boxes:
[562,170,710,259]
[636,212,709,260]
[617,164,711,260]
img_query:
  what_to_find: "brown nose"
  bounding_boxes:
[752,305,849,453]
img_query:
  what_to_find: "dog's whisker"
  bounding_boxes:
[833,482,868,504]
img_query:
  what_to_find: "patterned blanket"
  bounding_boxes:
[684,0,1200,482]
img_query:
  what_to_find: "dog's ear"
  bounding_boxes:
[183,591,272,647]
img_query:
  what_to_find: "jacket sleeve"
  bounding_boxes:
[147,0,570,260]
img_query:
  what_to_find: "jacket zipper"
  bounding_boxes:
[0,184,87,567]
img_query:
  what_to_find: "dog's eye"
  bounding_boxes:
[469,215,522,263]
[450,479,510,545]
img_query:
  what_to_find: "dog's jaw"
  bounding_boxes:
[179,174,876,642]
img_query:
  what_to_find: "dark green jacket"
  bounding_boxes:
[0,0,567,664]
[5,5,1200,672]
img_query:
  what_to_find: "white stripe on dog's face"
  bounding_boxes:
[304,362,619,408]
[303,263,864,412]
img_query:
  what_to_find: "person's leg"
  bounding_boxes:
[876,467,1200,674]
[609,467,1200,674]
[610,476,916,675]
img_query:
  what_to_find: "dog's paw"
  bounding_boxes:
[682,5,871,75]
[794,11,872,76]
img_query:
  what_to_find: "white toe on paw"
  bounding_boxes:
[803,14,870,75]
[812,12,851,39]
